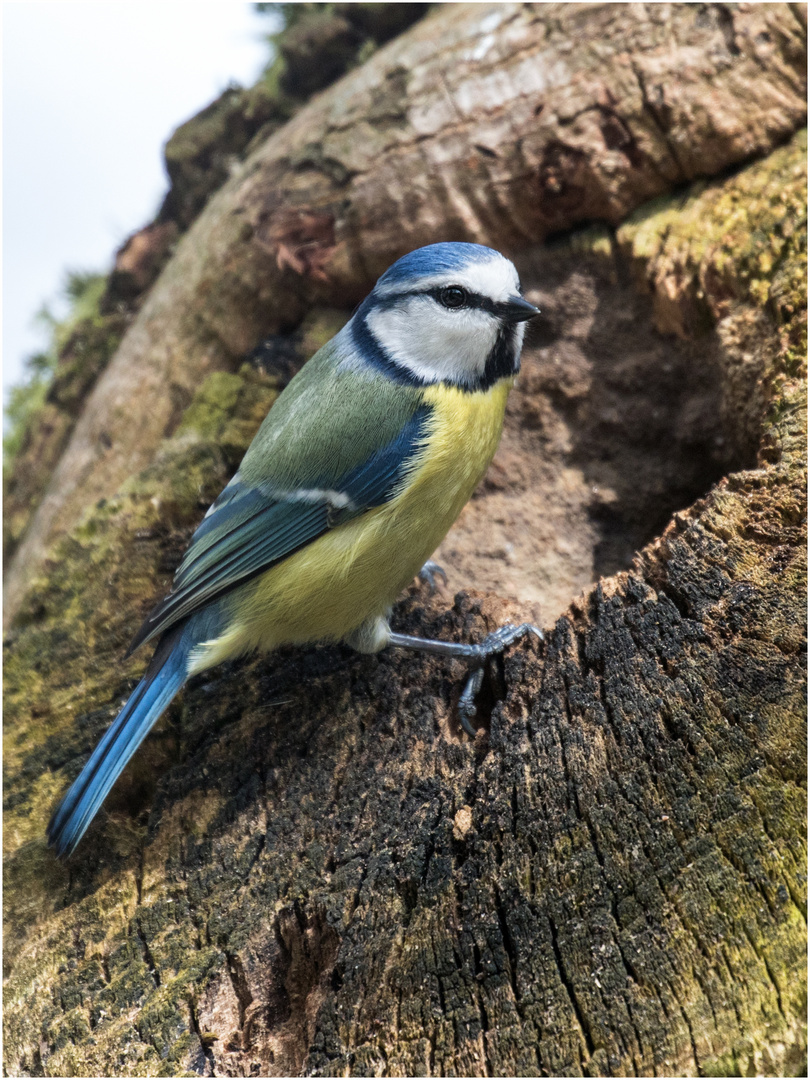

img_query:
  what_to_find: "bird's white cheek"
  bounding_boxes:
[368,303,497,385]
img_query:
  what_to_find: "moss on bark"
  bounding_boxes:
[3,301,130,569]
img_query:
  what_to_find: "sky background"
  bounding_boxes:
[3,2,274,405]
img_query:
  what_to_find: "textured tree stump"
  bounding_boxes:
[3,5,806,1077]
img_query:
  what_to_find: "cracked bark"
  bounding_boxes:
[3,4,806,1078]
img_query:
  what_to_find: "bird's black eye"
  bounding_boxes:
[438,286,468,309]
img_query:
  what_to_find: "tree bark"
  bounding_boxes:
[3,5,806,1077]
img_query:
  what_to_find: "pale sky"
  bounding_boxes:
[3,1,273,403]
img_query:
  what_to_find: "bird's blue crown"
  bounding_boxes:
[376,242,500,288]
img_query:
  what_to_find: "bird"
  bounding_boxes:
[47,241,542,857]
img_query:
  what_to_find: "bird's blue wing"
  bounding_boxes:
[128,403,432,652]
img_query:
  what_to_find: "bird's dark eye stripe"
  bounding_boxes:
[372,287,514,318]
[427,287,489,312]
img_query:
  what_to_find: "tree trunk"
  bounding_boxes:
[3,5,806,1077]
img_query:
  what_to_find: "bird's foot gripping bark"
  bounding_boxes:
[418,559,448,594]
[388,622,544,735]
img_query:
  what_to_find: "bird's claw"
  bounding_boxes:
[459,622,544,736]
[418,560,448,595]
[472,622,544,660]
[458,668,485,736]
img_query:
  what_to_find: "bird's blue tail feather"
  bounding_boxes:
[47,628,189,858]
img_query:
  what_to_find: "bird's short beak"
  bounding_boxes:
[503,295,540,322]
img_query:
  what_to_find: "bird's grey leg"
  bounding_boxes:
[418,559,448,594]
[388,622,544,661]
[387,623,544,736]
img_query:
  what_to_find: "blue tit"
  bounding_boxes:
[48,242,541,857]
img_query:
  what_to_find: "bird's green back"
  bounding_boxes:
[239,337,425,491]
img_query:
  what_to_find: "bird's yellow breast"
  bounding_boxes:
[191,377,513,670]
